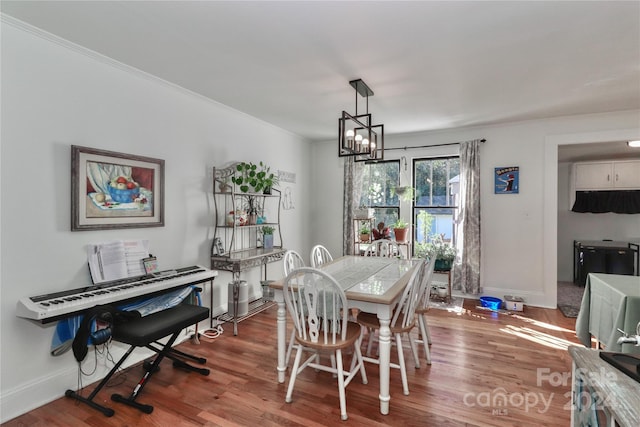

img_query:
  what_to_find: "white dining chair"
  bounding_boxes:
[356,259,426,395]
[360,258,434,368]
[412,256,437,365]
[283,267,368,421]
[283,250,305,276]
[282,250,306,366]
[310,244,333,267]
[364,239,401,258]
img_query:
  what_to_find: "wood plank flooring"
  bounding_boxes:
[3,301,581,427]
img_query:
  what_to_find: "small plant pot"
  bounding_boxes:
[394,227,408,243]
[263,234,274,249]
[360,233,370,242]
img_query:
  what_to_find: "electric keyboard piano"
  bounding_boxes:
[16,265,218,323]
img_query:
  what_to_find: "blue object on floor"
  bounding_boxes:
[480,296,502,310]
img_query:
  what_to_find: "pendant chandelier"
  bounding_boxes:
[338,79,384,161]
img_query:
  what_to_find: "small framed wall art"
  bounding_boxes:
[494,166,519,194]
[71,145,165,231]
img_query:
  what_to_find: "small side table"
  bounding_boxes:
[434,269,452,303]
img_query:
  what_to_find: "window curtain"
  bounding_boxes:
[452,139,481,294]
[343,157,364,255]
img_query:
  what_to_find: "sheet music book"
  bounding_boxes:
[87,239,150,284]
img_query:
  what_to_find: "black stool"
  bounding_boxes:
[66,303,210,417]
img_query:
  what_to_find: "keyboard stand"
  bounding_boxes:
[65,303,210,417]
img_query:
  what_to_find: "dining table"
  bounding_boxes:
[270,255,422,415]
[575,273,640,354]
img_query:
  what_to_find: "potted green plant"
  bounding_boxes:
[231,161,256,193]
[392,218,410,243]
[231,161,278,194]
[258,162,279,194]
[424,234,457,271]
[359,222,371,242]
[261,225,275,249]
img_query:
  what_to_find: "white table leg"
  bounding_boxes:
[276,294,287,383]
[377,316,392,414]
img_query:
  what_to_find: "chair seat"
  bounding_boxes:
[295,321,362,351]
[356,312,415,334]
[415,306,429,315]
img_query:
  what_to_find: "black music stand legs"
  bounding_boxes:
[65,304,210,417]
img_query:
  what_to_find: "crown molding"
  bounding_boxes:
[0,13,227,108]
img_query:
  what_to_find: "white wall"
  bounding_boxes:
[311,111,640,309]
[0,21,312,422]
[557,162,640,282]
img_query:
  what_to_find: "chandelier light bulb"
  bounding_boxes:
[355,134,363,152]
[345,129,355,149]
[362,138,369,154]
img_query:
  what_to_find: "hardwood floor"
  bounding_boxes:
[3,301,580,427]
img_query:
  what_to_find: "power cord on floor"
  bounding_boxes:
[199,324,224,339]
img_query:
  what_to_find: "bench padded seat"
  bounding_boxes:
[113,304,209,346]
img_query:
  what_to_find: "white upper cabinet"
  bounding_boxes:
[613,161,640,188]
[574,162,613,189]
[574,160,640,190]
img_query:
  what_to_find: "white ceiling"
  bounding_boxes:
[2,0,640,150]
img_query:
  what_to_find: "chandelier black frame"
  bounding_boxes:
[338,79,384,161]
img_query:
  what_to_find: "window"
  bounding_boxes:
[359,160,400,235]
[413,157,460,255]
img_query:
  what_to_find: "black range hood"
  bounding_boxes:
[572,190,640,214]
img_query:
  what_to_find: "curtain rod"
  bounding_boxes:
[383,138,486,152]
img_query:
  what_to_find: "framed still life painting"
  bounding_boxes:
[494,166,519,194]
[71,145,165,231]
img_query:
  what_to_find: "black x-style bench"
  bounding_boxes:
[66,303,210,417]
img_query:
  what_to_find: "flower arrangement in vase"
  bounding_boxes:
[423,234,457,270]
